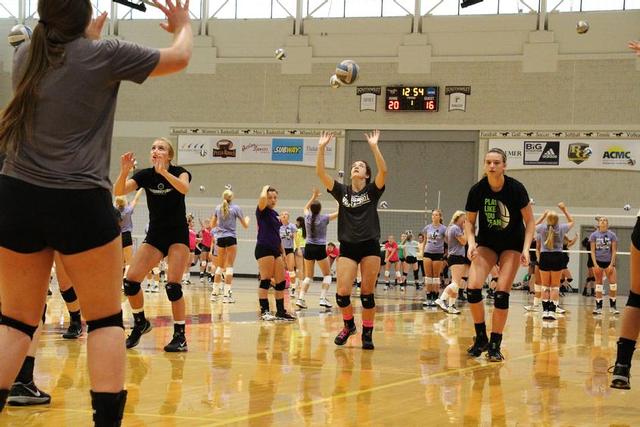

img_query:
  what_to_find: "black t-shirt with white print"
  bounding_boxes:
[329,180,385,243]
[132,165,191,230]
[465,175,529,249]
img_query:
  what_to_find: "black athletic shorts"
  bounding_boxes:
[561,252,569,269]
[284,248,294,256]
[529,250,537,265]
[197,243,211,254]
[121,231,133,248]
[477,235,524,258]
[596,260,611,269]
[217,236,237,248]
[399,257,405,263]
[144,225,189,257]
[340,240,381,264]
[255,244,281,260]
[539,252,565,272]
[304,243,327,261]
[0,175,120,254]
[587,256,594,269]
[424,252,444,261]
[405,255,417,264]
[448,254,470,266]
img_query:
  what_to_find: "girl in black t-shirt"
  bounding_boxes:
[115,138,192,353]
[316,130,387,350]
[464,148,535,362]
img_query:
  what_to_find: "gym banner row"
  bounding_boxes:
[177,135,336,168]
[488,139,640,171]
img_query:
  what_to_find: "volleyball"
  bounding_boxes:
[576,20,589,34]
[529,198,536,206]
[274,48,286,60]
[497,201,510,229]
[329,74,342,89]
[224,184,233,190]
[335,59,359,85]
[199,185,206,192]
[7,24,32,48]
[337,170,344,177]
[624,204,631,211]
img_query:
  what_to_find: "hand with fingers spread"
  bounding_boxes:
[312,187,321,199]
[153,0,191,33]
[364,129,380,147]
[318,131,334,149]
[153,157,167,175]
[121,152,136,173]
[86,11,108,40]
[629,40,640,55]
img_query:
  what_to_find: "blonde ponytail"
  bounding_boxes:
[221,189,233,218]
[544,211,559,250]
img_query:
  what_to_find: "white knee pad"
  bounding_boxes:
[433,278,441,286]
[534,284,542,293]
[303,277,311,286]
[450,282,459,293]
[542,286,550,294]
[289,271,296,280]
[152,267,160,275]
[225,267,234,276]
[200,261,207,268]
[609,283,617,291]
[395,271,402,278]
[595,284,604,293]
[322,275,332,285]
[425,277,434,285]
[215,266,223,276]
[384,270,390,278]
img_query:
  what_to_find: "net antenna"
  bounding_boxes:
[113,0,159,12]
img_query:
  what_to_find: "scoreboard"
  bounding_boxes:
[385,86,439,111]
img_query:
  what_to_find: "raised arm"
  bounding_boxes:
[114,152,139,196]
[316,131,335,191]
[154,159,190,194]
[130,188,144,209]
[557,202,574,230]
[303,188,320,216]
[535,210,549,226]
[149,0,193,77]
[258,185,270,211]
[365,130,387,190]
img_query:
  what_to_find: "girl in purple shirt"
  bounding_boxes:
[589,216,619,315]
[434,211,468,315]
[255,185,295,321]
[210,189,250,303]
[421,209,447,308]
[296,188,338,310]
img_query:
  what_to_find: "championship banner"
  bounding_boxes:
[177,134,336,168]
[488,139,640,171]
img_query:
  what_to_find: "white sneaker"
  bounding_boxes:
[383,285,389,292]
[447,305,460,315]
[544,311,557,320]
[290,287,296,297]
[296,299,308,309]
[610,307,620,315]
[261,312,277,321]
[542,311,549,319]
[524,304,542,313]
[593,307,603,315]
[223,294,235,304]
[151,283,160,293]
[556,306,566,314]
[434,298,448,312]
[422,299,430,307]
[210,291,219,301]
[319,298,332,308]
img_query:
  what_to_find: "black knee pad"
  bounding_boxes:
[123,279,141,296]
[567,278,573,283]
[41,304,47,324]
[0,313,37,339]
[60,287,78,303]
[336,294,351,308]
[494,291,510,309]
[259,279,271,290]
[165,282,183,302]
[274,281,286,291]
[360,293,375,309]
[467,288,483,304]
[632,218,640,249]
[627,291,640,309]
[87,311,124,333]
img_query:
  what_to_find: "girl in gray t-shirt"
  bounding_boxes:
[296,189,338,310]
[435,211,469,315]
[589,216,619,315]
[421,209,447,308]
[279,211,298,297]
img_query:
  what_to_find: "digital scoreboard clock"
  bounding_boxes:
[385,86,439,111]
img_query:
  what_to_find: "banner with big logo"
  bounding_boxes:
[488,139,640,171]
[177,135,336,168]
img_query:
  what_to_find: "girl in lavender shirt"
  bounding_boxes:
[211,189,250,303]
[589,216,619,315]
[435,211,468,315]
[421,209,447,308]
[115,188,143,277]
[297,188,338,310]
[279,212,298,298]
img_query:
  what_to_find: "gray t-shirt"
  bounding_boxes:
[279,223,297,249]
[305,213,330,245]
[1,38,159,190]
[214,204,244,238]
[422,223,447,254]
[447,224,465,257]
[536,223,570,253]
[589,230,617,263]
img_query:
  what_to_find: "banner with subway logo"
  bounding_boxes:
[177,134,336,168]
[488,139,640,171]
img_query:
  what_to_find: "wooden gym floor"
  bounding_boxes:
[1,278,637,426]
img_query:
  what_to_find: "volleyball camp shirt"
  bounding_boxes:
[256,206,282,251]
[279,223,297,249]
[589,230,617,263]
[465,175,529,249]
[3,38,159,191]
[329,180,385,243]
[132,166,191,230]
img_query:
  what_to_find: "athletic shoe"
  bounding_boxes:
[610,364,631,389]
[295,299,308,309]
[319,298,333,308]
[334,325,357,346]
[290,287,296,297]
[222,294,235,304]
[486,290,495,299]
[275,311,296,321]
[556,306,566,314]
[126,320,152,349]
[524,304,542,313]
[210,290,219,301]
[467,337,489,357]
[261,312,277,321]
[458,292,467,302]
[400,286,405,292]
[164,333,188,352]
[543,311,556,321]
[47,288,52,296]
[383,285,389,292]
[422,299,430,308]
[151,283,160,293]
[593,307,603,315]
[447,305,461,315]
[62,321,82,339]
[486,342,505,362]
[7,381,51,406]
[434,298,448,312]
[144,282,152,293]
[610,307,620,315]
[582,288,588,296]
[362,329,374,350]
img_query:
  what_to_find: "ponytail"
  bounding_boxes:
[309,201,321,239]
[221,189,233,218]
[545,225,555,250]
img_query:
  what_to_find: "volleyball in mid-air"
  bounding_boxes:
[329,74,342,89]
[275,48,286,60]
[8,24,32,48]
[335,59,359,85]
[199,185,206,192]
[576,20,589,34]
[624,204,631,211]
